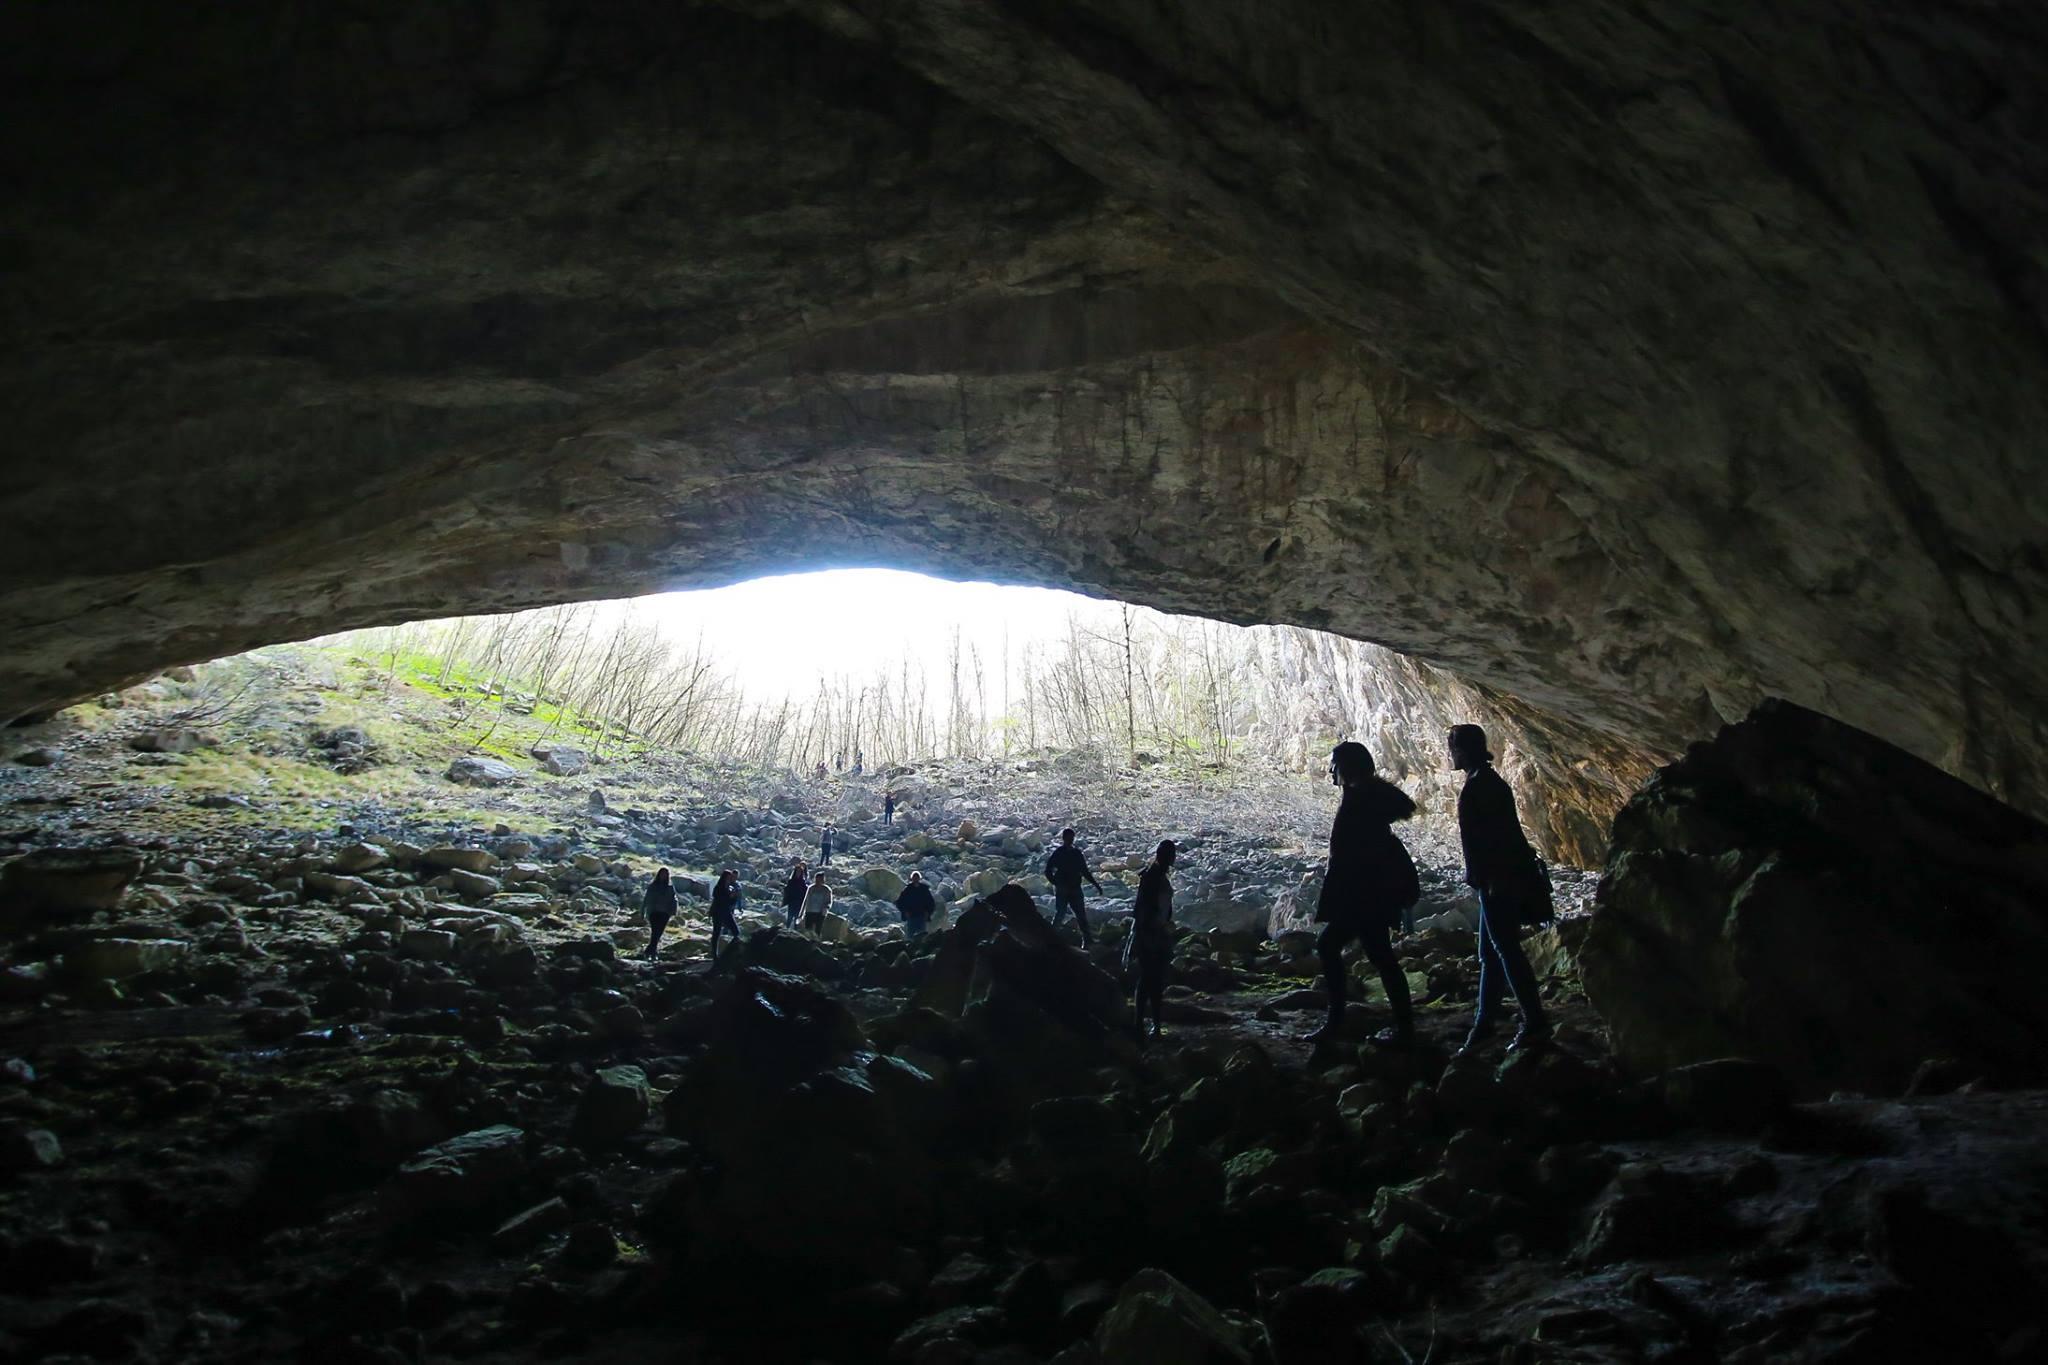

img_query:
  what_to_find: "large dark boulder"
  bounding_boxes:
[1581,700,2048,1097]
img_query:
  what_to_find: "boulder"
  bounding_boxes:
[1582,700,2048,1096]
[66,937,191,980]
[444,868,502,900]
[0,848,144,915]
[0,1127,64,1171]
[965,868,1008,897]
[1095,1268,1252,1365]
[851,867,907,900]
[573,1065,651,1147]
[421,846,499,874]
[1178,898,1270,939]
[446,756,518,787]
[531,741,590,776]
[328,843,391,875]
[12,747,62,767]
[387,1126,528,1216]
[128,727,202,753]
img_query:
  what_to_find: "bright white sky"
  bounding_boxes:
[623,568,1110,703]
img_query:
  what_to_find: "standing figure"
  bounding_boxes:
[642,867,678,961]
[708,868,742,970]
[883,791,896,826]
[1043,827,1104,946]
[814,760,828,781]
[801,871,833,935]
[1450,724,1551,1054]
[780,860,809,927]
[820,824,835,866]
[1307,742,1420,1046]
[895,870,935,938]
[852,749,864,776]
[1124,840,1178,1039]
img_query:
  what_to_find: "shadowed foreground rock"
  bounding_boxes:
[1582,699,2048,1097]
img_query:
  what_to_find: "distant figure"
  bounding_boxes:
[895,870,935,938]
[820,824,835,866]
[1450,724,1550,1054]
[708,868,742,970]
[852,749,864,776]
[883,791,896,826]
[1125,840,1177,1039]
[815,761,828,781]
[780,860,809,927]
[801,872,833,935]
[1307,742,1421,1046]
[1044,827,1104,946]
[642,867,678,961]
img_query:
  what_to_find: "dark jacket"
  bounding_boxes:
[643,878,678,924]
[895,881,936,921]
[1131,864,1174,951]
[1457,764,1534,894]
[781,874,808,913]
[710,880,741,921]
[1316,777,1419,927]
[1044,844,1098,892]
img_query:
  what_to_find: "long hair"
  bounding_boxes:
[652,867,670,888]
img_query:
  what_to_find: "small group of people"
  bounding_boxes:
[1309,723,1550,1054]
[636,721,1549,1051]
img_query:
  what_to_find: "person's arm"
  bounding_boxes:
[1083,855,1101,891]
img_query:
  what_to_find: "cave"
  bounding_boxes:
[3,4,2047,1363]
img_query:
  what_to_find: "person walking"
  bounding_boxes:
[1124,840,1177,1039]
[895,870,935,938]
[883,791,896,826]
[1450,724,1551,1054]
[1306,742,1421,1046]
[801,871,833,935]
[1044,827,1104,946]
[642,867,678,961]
[707,868,742,970]
[780,860,809,928]
[820,824,835,867]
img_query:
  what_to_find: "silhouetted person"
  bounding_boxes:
[801,871,833,934]
[708,868,742,970]
[895,870,935,938]
[1125,840,1177,1039]
[814,761,828,781]
[820,824,835,866]
[1450,723,1550,1054]
[883,791,896,826]
[780,860,809,927]
[1044,827,1104,946]
[1307,742,1420,1046]
[852,749,864,775]
[642,867,678,961]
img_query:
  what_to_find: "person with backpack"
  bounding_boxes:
[642,867,678,961]
[707,867,742,970]
[1043,827,1104,946]
[1306,742,1421,1046]
[780,860,809,927]
[894,870,936,938]
[1124,840,1178,1040]
[1450,723,1551,1055]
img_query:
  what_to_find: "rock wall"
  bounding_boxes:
[1581,699,2048,1098]
[3,3,2045,829]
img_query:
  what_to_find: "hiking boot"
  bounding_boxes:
[1507,1020,1553,1053]
[1370,1023,1413,1047]
[1302,1009,1346,1045]
[1454,1019,1499,1057]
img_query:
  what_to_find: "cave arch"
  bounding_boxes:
[3,2,2043,826]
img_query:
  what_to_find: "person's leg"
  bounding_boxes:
[1306,921,1354,1042]
[1483,900,1548,1047]
[646,916,667,960]
[1361,922,1412,1043]
[1050,888,1070,928]
[1461,894,1510,1053]
[1072,895,1092,946]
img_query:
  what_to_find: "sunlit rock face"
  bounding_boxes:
[3,4,2044,827]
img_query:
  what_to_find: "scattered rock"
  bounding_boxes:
[532,742,590,776]
[0,847,145,915]
[1096,1268,1253,1364]
[66,937,191,980]
[573,1065,650,1148]
[129,727,204,753]
[0,1126,63,1171]
[12,746,62,767]
[447,756,519,787]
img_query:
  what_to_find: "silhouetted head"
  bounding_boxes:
[718,868,735,887]
[811,871,828,886]
[653,867,670,887]
[1152,839,1177,870]
[1448,724,1494,771]
[1329,741,1374,787]
[908,871,922,884]
[1060,827,1076,845]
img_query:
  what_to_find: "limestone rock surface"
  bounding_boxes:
[2,2,2045,831]
[1581,700,2048,1097]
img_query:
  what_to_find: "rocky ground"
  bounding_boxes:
[0,657,2040,1363]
